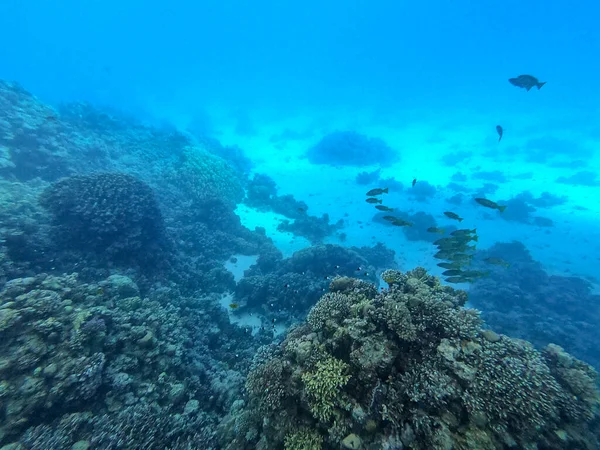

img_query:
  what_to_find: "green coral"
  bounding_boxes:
[171,145,244,205]
[301,355,350,422]
[284,428,323,450]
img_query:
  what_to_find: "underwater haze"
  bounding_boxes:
[1,0,600,449]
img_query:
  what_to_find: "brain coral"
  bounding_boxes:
[219,268,600,450]
[39,173,167,265]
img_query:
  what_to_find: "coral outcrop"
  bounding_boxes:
[219,269,600,449]
[39,173,168,268]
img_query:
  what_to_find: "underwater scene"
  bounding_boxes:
[1,0,600,449]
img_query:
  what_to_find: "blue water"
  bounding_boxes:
[1,0,600,448]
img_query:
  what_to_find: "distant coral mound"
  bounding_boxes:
[40,173,167,264]
[168,146,246,206]
[219,269,600,449]
[306,131,398,166]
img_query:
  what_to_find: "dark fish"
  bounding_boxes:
[427,226,445,234]
[447,253,473,262]
[450,228,476,237]
[437,235,477,246]
[366,188,388,196]
[508,74,546,91]
[437,242,476,253]
[229,303,239,309]
[496,125,503,142]
[412,178,417,187]
[484,257,511,268]
[442,269,464,276]
[474,198,507,213]
[434,251,454,260]
[443,211,463,222]
[437,262,464,269]
[434,237,459,246]
[375,205,394,211]
[366,198,382,204]
[461,270,489,278]
[444,276,471,284]
[391,219,412,227]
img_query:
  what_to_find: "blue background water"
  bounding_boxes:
[1,1,600,447]
[2,0,598,115]
[1,0,598,284]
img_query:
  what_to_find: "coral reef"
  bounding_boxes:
[469,241,600,372]
[220,269,600,449]
[374,210,445,243]
[277,214,344,245]
[39,173,168,268]
[168,145,245,206]
[245,173,343,244]
[0,272,256,447]
[408,181,437,202]
[306,131,398,167]
[234,244,381,321]
[245,173,308,219]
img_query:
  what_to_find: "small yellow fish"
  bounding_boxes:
[229,303,239,309]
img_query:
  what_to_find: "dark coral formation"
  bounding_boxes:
[39,173,168,267]
[245,174,344,245]
[277,214,344,245]
[355,169,381,186]
[220,269,600,449]
[469,241,600,372]
[235,244,379,320]
[306,131,398,166]
[0,82,73,181]
[245,173,308,219]
[374,210,446,243]
[245,173,343,244]
[408,180,437,202]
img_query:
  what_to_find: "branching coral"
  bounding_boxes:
[284,427,323,450]
[301,355,351,422]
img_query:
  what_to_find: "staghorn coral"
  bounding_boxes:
[284,427,323,450]
[221,268,600,450]
[301,355,351,422]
